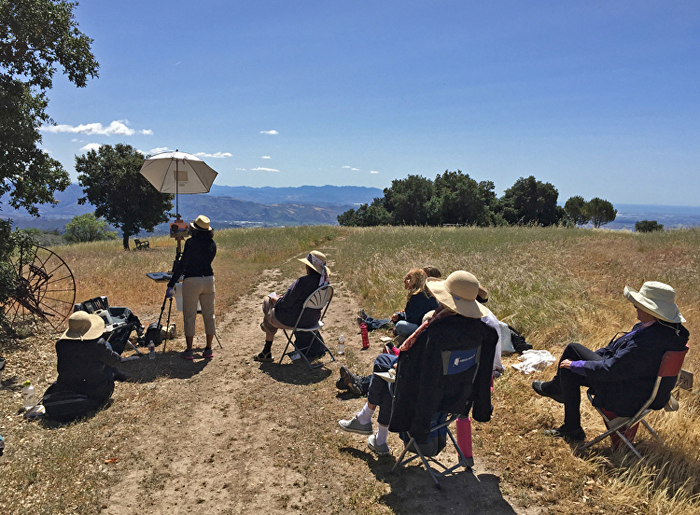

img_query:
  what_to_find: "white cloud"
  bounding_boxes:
[71,138,78,142]
[41,120,152,137]
[149,147,171,154]
[235,168,247,171]
[251,167,279,172]
[194,152,232,159]
[80,143,102,152]
[261,156,271,159]
[370,170,379,174]
[342,165,360,171]
[260,130,279,135]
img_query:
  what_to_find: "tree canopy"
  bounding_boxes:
[585,197,617,228]
[76,144,173,250]
[0,0,98,215]
[499,176,563,226]
[563,195,590,226]
[64,212,116,243]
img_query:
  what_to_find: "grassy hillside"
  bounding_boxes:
[1,226,698,514]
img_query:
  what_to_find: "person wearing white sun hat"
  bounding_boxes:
[253,250,330,363]
[532,281,689,442]
[339,271,499,456]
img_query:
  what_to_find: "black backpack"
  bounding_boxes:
[508,325,533,353]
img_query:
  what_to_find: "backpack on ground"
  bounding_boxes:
[42,383,103,423]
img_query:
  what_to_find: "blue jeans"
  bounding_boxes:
[394,320,419,337]
[367,353,399,425]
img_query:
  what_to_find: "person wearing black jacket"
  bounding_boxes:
[54,311,123,404]
[339,271,498,456]
[166,215,217,360]
[253,250,330,362]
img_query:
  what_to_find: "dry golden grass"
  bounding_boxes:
[1,225,699,514]
[334,225,700,514]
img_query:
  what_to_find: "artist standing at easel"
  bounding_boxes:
[166,215,216,360]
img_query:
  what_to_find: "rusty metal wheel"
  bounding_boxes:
[2,244,76,332]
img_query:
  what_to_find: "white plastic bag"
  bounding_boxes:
[511,349,556,374]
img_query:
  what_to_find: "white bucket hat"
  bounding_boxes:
[298,250,328,275]
[426,271,491,319]
[623,281,685,324]
[60,311,105,341]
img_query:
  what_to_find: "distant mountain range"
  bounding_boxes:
[1,184,384,232]
[2,184,699,233]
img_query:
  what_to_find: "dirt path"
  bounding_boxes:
[102,266,535,514]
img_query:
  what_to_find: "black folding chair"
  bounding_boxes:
[391,346,482,489]
[278,285,335,370]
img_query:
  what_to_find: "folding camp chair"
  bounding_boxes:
[278,285,335,370]
[391,345,483,489]
[578,346,689,459]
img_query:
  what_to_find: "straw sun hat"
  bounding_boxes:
[190,214,212,232]
[60,311,105,341]
[298,250,329,275]
[624,281,685,324]
[426,271,490,319]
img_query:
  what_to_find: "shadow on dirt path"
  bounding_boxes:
[102,256,536,514]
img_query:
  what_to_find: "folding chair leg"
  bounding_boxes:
[641,419,663,444]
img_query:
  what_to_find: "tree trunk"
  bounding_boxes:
[122,232,130,250]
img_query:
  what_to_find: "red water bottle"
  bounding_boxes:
[360,323,370,349]
[456,417,473,459]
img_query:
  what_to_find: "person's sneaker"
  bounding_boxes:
[532,380,565,404]
[253,351,274,363]
[340,366,363,396]
[202,347,213,359]
[544,425,586,442]
[181,349,194,360]
[367,434,391,456]
[338,416,373,435]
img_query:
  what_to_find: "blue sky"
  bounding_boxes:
[39,1,700,206]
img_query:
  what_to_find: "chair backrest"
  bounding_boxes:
[658,348,689,377]
[302,285,333,311]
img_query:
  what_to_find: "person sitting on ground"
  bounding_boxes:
[532,281,689,442]
[390,268,440,338]
[337,277,493,397]
[253,250,330,362]
[338,271,498,456]
[52,311,125,407]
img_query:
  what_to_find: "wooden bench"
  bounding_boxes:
[134,238,150,250]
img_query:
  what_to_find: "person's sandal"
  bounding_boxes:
[181,349,194,360]
[202,347,213,359]
[253,352,273,363]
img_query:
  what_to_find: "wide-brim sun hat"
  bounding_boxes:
[298,250,329,275]
[426,271,491,319]
[624,281,685,323]
[190,214,212,232]
[60,311,105,341]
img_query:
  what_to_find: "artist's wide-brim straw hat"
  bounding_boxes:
[298,250,329,275]
[426,271,490,319]
[190,214,212,232]
[623,281,685,324]
[60,311,105,341]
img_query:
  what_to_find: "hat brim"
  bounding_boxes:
[190,222,212,232]
[623,285,685,324]
[426,278,490,319]
[59,314,105,340]
[298,257,330,276]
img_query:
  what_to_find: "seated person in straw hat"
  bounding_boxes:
[53,311,125,406]
[254,250,330,363]
[338,271,498,456]
[532,281,689,442]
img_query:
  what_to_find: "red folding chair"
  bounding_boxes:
[578,346,689,459]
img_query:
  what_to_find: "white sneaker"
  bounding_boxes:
[338,416,373,435]
[367,434,391,456]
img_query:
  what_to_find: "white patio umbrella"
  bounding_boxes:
[139,150,218,217]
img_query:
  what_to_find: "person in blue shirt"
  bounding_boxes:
[390,268,440,338]
[532,281,689,442]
